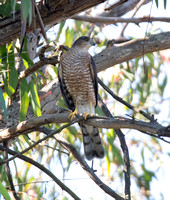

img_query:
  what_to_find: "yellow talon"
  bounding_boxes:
[83,113,89,120]
[69,108,78,120]
[83,113,93,120]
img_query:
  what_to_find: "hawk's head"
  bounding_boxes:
[72,36,95,50]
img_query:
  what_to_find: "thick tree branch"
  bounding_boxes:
[94,31,170,72]
[100,0,152,18]
[0,0,106,46]
[0,145,81,200]
[0,113,170,143]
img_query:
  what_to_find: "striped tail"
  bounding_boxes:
[79,123,105,160]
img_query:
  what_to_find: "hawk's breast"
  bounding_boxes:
[61,49,96,107]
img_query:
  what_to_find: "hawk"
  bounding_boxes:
[58,36,105,160]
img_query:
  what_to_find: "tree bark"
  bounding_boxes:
[0,0,105,46]
[0,113,170,142]
[94,31,170,72]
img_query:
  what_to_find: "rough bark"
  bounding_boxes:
[0,0,105,46]
[94,31,170,72]
[101,0,152,17]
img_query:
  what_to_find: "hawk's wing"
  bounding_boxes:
[89,56,98,107]
[58,64,75,111]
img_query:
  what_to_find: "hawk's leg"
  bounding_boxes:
[83,102,94,120]
[91,160,97,172]
[69,100,78,120]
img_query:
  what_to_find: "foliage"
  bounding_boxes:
[0,0,169,200]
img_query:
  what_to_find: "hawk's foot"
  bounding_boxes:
[69,108,78,120]
[83,113,93,120]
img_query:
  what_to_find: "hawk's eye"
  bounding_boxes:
[85,37,90,42]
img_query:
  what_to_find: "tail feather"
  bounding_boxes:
[79,123,105,160]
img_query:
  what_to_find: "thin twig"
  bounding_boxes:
[120,0,147,36]
[0,145,81,200]
[3,142,21,200]
[34,2,47,42]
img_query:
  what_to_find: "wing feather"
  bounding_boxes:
[58,64,75,111]
[89,56,98,107]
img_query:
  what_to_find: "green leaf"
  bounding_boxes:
[8,45,18,95]
[95,105,105,116]
[17,177,23,199]
[164,0,167,9]
[159,75,167,95]
[0,88,7,120]
[121,68,134,81]
[105,144,111,178]
[56,21,66,41]
[0,182,11,200]
[146,53,154,68]
[29,81,41,117]
[0,45,7,61]
[111,144,124,165]
[1,44,18,97]
[20,78,30,122]
[155,0,158,8]
[65,27,74,48]
[28,0,32,26]
[0,1,12,18]
[66,126,79,137]
[18,37,34,66]
[21,0,32,22]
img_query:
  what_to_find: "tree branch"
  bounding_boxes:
[120,0,148,36]
[3,142,21,200]
[0,145,81,200]
[0,113,170,143]
[0,0,106,46]
[94,31,170,72]
[73,15,170,25]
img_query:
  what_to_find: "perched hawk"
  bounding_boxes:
[58,36,105,160]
